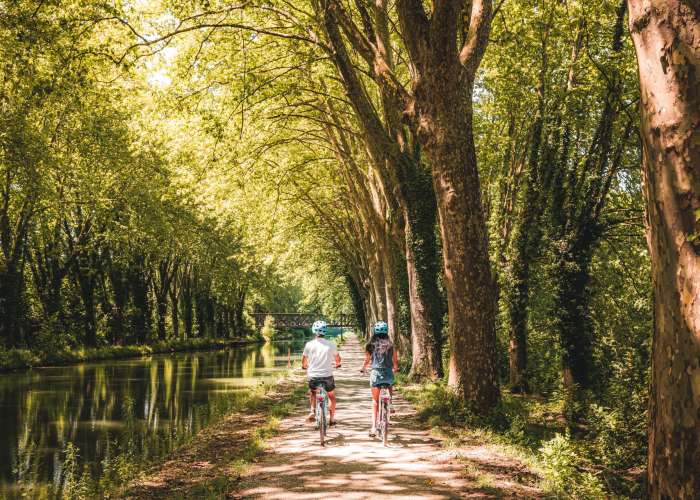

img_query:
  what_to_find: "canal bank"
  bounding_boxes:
[0,337,272,372]
[123,374,308,499]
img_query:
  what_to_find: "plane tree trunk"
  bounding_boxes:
[627,1,700,497]
[396,0,500,411]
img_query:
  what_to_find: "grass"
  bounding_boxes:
[0,336,263,371]
[461,460,501,495]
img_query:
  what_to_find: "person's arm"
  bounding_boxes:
[361,351,371,372]
[302,354,308,370]
[392,348,399,372]
[335,352,342,368]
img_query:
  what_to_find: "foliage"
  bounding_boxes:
[0,0,663,496]
[538,434,606,499]
[402,381,644,497]
[261,315,277,342]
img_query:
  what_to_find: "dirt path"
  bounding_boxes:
[236,335,542,499]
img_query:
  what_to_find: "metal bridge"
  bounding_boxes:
[251,313,357,329]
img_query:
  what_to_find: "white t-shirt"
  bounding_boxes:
[303,337,337,378]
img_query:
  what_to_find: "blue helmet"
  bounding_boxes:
[373,321,388,335]
[312,320,328,336]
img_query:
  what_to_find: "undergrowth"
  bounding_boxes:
[400,381,645,499]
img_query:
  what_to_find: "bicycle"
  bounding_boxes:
[376,384,392,446]
[361,369,393,446]
[313,383,330,446]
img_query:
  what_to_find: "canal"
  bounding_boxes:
[0,339,306,497]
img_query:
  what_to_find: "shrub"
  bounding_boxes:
[539,433,606,499]
[0,347,40,370]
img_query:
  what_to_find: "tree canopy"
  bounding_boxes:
[1,0,699,497]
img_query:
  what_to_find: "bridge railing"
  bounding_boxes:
[251,313,357,329]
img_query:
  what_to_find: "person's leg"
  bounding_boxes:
[370,386,380,432]
[328,390,336,422]
[307,380,317,421]
[309,390,317,413]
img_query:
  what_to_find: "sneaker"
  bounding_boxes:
[329,419,337,427]
[306,413,315,422]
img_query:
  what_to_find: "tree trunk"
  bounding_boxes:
[504,110,544,394]
[129,256,150,344]
[195,292,207,338]
[369,254,387,324]
[392,0,499,412]
[399,156,444,380]
[233,287,246,337]
[182,273,193,340]
[405,221,443,379]
[345,273,368,334]
[382,239,405,355]
[0,263,25,347]
[75,268,97,347]
[169,287,179,340]
[155,295,167,341]
[108,265,128,345]
[552,236,596,424]
[425,118,500,411]
[627,2,700,497]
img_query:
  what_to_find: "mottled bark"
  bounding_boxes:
[627,1,700,497]
[426,114,500,410]
[395,0,500,410]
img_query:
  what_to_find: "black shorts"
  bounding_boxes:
[308,376,335,392]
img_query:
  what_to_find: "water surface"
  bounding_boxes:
[0,339,305,496]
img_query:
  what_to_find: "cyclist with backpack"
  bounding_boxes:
[361,321,399,437]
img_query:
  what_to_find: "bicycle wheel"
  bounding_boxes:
[382,400,389,446]
[319,401,326,446]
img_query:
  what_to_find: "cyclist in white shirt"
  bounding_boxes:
[302,320,341,425]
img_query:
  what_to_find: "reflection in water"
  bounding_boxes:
[0,339,306,497]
